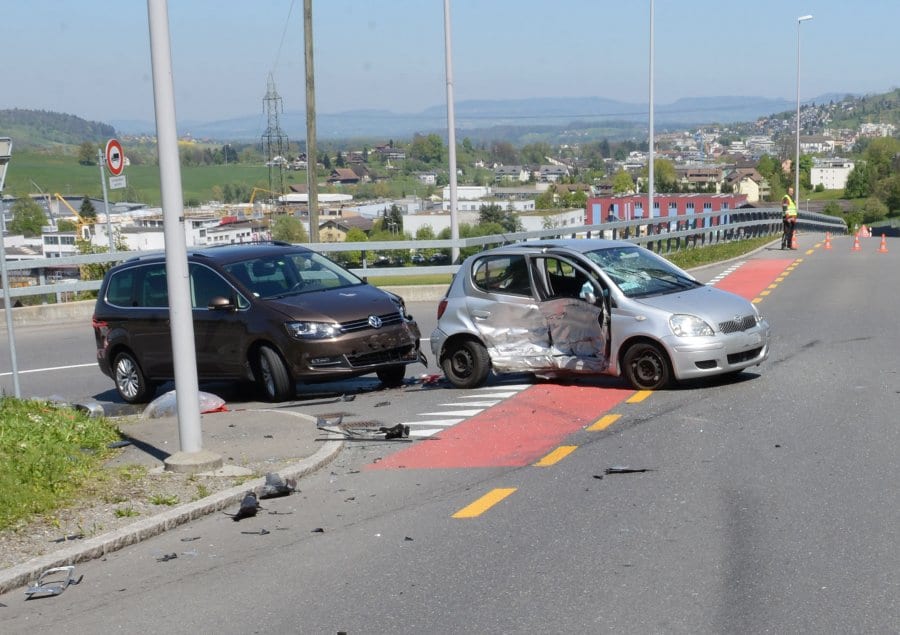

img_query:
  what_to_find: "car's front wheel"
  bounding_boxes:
[113,350,156,404]
[376,364,406,387]
[622,341,671,391]
[441,338,490,389]
[255,345,294,402]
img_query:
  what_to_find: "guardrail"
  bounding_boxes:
[1,207,846,300]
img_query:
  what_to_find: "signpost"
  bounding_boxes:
[0,137,21,397]
[99,138,126,251]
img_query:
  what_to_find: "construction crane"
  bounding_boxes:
[247,187,284,219]
[53,193,93,240]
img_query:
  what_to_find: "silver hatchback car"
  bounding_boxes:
[431,239,769,390]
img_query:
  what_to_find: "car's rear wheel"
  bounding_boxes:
[623,342,671,390]
[441,338,490,389]
[376,364,406,387]
[256,345,294,402]
[113,350,156,404]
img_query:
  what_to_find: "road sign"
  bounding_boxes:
[109,175,127,190]
[105,139,125,176]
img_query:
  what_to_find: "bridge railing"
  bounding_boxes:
[0,207,847,300]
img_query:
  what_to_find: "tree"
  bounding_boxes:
[612,169,634,194]
[640,158,677,192]
[520,142,552,166]
[489,141,518,165]
[77,141,97,166]
[56,219,77,232]
[478,203,522,233]
[271,215,309,243]
[408,134,444,164]
[844,162,871,199]
[9,197,47,236]
[80,198,97,220]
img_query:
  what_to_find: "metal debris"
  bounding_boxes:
[156,553,178,562]
[180,536,201,542]
[603,466,656,475]
[25,566,83,599]
[241,529,270,536]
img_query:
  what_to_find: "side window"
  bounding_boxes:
[106,268,138,306]
[542,257,590,300]
[139,265,169,307]
[190,263,243,309]
[472,254,532,297]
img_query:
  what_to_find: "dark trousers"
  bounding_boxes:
[782,218,796,248]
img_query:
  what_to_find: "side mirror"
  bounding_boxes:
[207,295,236,311]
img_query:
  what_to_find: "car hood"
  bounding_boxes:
[635,286,756,322]
[265,284,405,323]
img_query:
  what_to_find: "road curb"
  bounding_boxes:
[0,435,343,596]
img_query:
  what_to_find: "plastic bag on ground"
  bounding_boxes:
[141,390,228,419]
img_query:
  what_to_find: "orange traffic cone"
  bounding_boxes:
[791,229,798,250]
[852,234,862,251]
[823,232,832,250]
[878,234,888,254]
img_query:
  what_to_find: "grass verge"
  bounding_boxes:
[0,397,120,530]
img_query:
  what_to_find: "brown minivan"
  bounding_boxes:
[92,242,424,403]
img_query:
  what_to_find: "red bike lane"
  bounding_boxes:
[370,258,796,471]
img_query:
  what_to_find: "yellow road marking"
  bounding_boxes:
[533,445,577,467]
[452,488,517,518]
[587,413,621,431]
[760,290,770,296]
[626,390,652,403]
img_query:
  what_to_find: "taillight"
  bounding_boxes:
[91,316,108,329]
[436,298,448,320]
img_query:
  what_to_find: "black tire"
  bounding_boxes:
[623,342,671,391]
[113,350,156,404]
[441,339,490,389]
[376,364,406,387]
[256,345,294,402]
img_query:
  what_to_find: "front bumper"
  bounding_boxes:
[664,320,770,380]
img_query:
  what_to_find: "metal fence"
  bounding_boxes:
[1,207,847,301]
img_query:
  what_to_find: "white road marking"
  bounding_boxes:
[420,409,484,417]
[440,401,498,407]
[401,418,464,427]
[0,362,95,377]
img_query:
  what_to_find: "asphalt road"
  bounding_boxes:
[2,234,899,632]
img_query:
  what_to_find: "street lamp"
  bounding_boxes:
[796,14,813,202]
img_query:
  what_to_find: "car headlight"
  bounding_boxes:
[669,314,714,337]
[285,321,339,339]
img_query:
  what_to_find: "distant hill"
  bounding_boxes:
[112,94,799,143]
[0,109,116,149]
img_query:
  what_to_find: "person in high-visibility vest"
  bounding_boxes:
[782,186,798,249]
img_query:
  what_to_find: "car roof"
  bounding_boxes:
[476,238,633,256]
[116,242,310,268]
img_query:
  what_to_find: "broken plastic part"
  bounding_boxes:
[141,390,227,419]
[25,566,83,599]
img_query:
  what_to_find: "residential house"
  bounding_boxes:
[723,168,767,203]
[327,168,360,185]
[318,216,375,242]
[675,166,722,193]
[494,165,530,183]
[810,158,854,190]
[538,164,569,182]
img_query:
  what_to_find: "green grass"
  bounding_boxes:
[665,235,775,270]
[0,397,120,530]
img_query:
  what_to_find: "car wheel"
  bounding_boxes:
[113,351,156,404]
[623,342,671,391]
[376,365,406,387]
[256,345,294,402]
[441,339,490,389]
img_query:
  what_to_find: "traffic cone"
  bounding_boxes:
[852,234,862,251]
[878,234,888,254]
[823,232,832,250]
[791,228,798,250]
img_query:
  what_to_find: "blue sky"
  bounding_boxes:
[2,0,897,126]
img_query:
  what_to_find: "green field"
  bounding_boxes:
[2,150,307,206]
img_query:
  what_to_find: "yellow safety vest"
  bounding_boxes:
[783,194,797,219]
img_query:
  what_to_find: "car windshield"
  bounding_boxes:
[584,246,702,298]
[223,251,363,300]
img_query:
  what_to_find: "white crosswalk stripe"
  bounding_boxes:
[402,382,531,439]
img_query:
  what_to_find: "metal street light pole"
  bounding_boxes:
[796,14,813,201]
[648,0,655,223]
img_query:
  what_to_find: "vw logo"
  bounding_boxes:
[368,315,383,329]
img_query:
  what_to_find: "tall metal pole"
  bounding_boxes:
[443,0,459,262]
[648,0,655,222]
[796,15,813,201]
[0,137,20,398]
[146,0,205,459]
[304,0,319,242]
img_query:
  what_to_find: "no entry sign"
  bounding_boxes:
[105,139,124,176]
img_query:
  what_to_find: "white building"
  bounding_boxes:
[810,158,855,191]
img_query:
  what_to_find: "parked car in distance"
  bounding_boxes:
[410,253,427,264]
[431,239,769,391]
[93,242,424,404]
